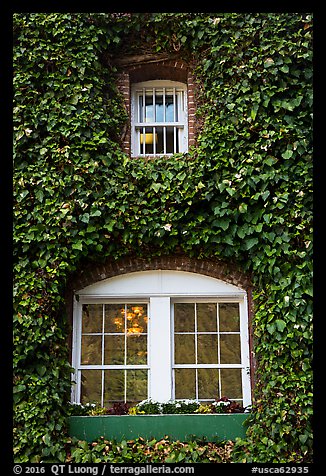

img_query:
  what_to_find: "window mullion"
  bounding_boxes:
[101,305,105,406]
[163,127,166,154]
[195,304,198,399]
[142,126,145,155]
[149,297,171,401]
[217,304,221,399]
[153,126,156,156]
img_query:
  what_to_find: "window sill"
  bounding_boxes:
[68,413,250,442]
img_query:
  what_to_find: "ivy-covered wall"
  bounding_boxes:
[13,13,313,463]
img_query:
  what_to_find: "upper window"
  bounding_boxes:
[71,270,252,408]
[131,80,188,157]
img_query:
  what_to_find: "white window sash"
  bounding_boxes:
[72,284,251,407]
[131,80,188,157]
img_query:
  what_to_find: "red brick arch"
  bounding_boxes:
[69,254,252,293]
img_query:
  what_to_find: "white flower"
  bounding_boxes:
[163,224,172,231]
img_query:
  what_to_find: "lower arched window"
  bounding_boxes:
[71,270,252,407]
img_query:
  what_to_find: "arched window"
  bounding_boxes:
[71,270,252,407]
[131,80,188,157]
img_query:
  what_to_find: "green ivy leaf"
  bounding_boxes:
[275,319,287,332]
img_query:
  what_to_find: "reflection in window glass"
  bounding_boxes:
[219,303,240,332]
[81,335,102,365]
[80,303,148,406]
[104,335,124,365]
[104,370,125,404]
[198,368,219,400]
[220,335,241,364]
[197,335,218,364]
[127,370,148,403]
[174,334,195,364]
[220,368,243,400]
[173,302,243,401]
[197,303,217,332]
[82,304,102,333]
[175,369,196,399]
[174,303,195,332]
[81,370,102,404]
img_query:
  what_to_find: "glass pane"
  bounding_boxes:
[82,304,102,333]
[138,95,144,122]
[197,303,217,332]
[104,335,124,365]
[127,335,147,365]
[198,368,219,400]
[126,370,148,403]
[81,370,102,404]
[219,303,240,332]
[155,126,164,154]
[105,304,125,333]
[220,369,243,399]
[126,304,148,334]
[165,94,174,122]
[175,369,196,399]
[145,94,154,122]
[197,335,218,364]
[81,335,102,365]
[220,335,241,364]
[174,334,195,364]
[139,126,155,155]
[104,370,125,404]
[165,126,175,153]
[155,93,164,122]
[174,303,195,332]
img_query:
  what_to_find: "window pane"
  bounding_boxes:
[175,369,196,399]
[174,303,195,332]
[105,304,125,333]
[145,94,154,122]
[104,335,124,365]
[174,334,195,364]
[219,303,240,332]
[81,370,102,404]
[104,370,125,404]
[197,303,217,332]
[165,94,174,122]
[127,334,147,365]
[82,304,102,333]
[155,127,164,154]
[220,335,241,364]
[197,335,218,364]
[165,126,175,153]
[126,304,148,334]
[220,369,243,400]
[81,335,102,365]
[155,93,164,122]
[198,368,219,400]
[126,370,148,403]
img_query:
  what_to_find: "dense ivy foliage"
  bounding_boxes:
[66,437,234,463]
[13,13,313,463]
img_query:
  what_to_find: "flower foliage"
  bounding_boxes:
[13,13,312,463]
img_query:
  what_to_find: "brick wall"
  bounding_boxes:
[68,254,252,293]
[115,56,198,156]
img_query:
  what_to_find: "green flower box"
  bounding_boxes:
[68,413,250,443]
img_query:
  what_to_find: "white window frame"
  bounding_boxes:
[131,80,188,157]
[71,270,252,408]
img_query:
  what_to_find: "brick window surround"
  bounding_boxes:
[66,254,256,394]
[114,54,197,156]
